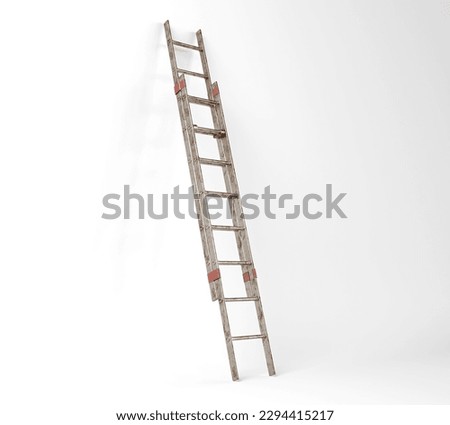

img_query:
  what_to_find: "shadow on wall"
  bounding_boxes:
[107,22,202,285]
[107,23,172,282]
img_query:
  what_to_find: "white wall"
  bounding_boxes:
[1,0,450,423]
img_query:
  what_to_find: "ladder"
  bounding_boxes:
[164,21,275,381]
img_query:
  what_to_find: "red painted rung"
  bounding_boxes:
[208,268,221,283]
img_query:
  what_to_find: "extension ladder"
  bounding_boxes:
[164,21,275,381]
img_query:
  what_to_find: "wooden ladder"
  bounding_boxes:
[164,20,275,381]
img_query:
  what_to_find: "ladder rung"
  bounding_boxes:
[223,297,259,302]
[211,225,244,231]
[173,40,202,51]
[193,126,226,138]
[232,334,265,341]
[177,68,207,79]
[199,158,231,166]
[188,95,218,107]
[203,191,238,198]
[218,260,252,266]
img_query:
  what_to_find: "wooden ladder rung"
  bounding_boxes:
[173,40,202,51]
[218,260,252,265]
[211,225,244,231]
[193,126,226,138]
[177,68,207,79]
[223,297,259,302]
[203,190,238,198]
[188,95,218,106]
[199,158,231,166]
[232,334,265,341]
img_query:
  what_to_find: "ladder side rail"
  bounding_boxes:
[202,49,276,378]
[195,30,256,290]
[164,21,181,85]
[179,86,223,301]
[179,93,218,301]
[165,21,219,301]
[195,29,240,380]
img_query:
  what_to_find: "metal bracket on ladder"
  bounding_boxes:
[164,20,275,381]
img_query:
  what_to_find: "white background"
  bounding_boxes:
[1,1,450,424]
